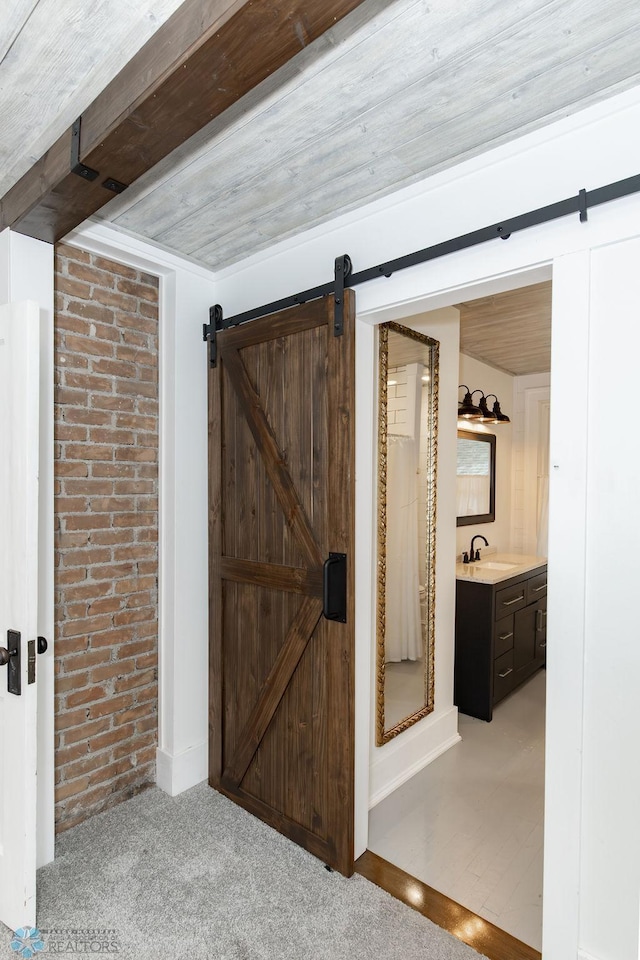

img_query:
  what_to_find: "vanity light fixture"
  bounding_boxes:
[458,385,483,419]
[484,393,511,424]
[457,388,511,424]
[477,394,497,422]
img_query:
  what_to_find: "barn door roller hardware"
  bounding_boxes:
[202,253,352,368]
[71,118,128,194]
[334,254,352,337]
[202,304,224,367]
[204,171,640,355]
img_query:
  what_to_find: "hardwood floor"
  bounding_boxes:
[355,850,541,960]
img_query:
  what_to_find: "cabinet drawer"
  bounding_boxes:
[494,615,515,659]
[495,583,527,617]
[493,650,515,703]
[526,571,547,604]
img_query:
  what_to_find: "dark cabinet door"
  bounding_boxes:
[514,605,537,672]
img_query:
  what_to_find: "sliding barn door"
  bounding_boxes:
[208,291,355,876]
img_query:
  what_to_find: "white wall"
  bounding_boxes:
[209,86,640,960]
[157,266,216,792]
[0,228,55,868]
[0,230,8,304]
[456,354,514,557]
[577,237,640,960]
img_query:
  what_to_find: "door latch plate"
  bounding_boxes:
[28,639,36,685]
[7,629,21,696]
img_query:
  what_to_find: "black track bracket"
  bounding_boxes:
[579,188,588,222]
[70,118,99,182]
[333,254,352,336]
[203,305,224,367]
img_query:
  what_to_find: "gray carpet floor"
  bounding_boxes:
[1,783,483,959]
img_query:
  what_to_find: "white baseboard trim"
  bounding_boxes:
[156,741,208,796]
[369,708,461,809]
[369,732,461,808]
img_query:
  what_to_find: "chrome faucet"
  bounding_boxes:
[463,534,489,563]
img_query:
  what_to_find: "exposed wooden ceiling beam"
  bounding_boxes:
[0,0,368,243]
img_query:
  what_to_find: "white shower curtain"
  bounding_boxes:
[385,434,422,662]
[456,474,490,518]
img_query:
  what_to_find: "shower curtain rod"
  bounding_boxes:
[203,171,640,363]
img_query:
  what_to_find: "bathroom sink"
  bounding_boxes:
[475,561,518,571]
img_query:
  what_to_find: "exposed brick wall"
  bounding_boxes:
[53,243,159,833]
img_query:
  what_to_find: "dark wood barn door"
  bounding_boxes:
[208,291,355,876]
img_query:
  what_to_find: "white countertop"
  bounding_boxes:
[455,552,547,585]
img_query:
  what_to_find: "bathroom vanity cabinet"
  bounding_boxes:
[455,560,547,721]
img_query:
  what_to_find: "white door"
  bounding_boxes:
[0,301,40,932]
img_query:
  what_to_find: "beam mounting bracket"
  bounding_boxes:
[70,118,99,182]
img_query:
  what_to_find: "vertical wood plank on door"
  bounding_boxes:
[325,289,356,875]
[290,329,315,831]
[311,322,330,842]
[208,344,223,784]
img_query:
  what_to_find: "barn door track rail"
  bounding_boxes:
[203,172,640,366]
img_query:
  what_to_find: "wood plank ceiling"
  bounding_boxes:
[2,0,640,270]
[457,281,552,376]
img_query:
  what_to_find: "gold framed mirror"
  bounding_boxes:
[376,322,439,745]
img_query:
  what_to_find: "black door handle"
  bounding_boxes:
[322,553,347,623]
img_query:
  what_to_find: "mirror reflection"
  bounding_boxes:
[456,429,496,525]
[377,322,438,745]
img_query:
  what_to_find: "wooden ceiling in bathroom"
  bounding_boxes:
[456,281,552,376]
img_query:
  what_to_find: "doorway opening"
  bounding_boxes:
[366,276,552,957]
